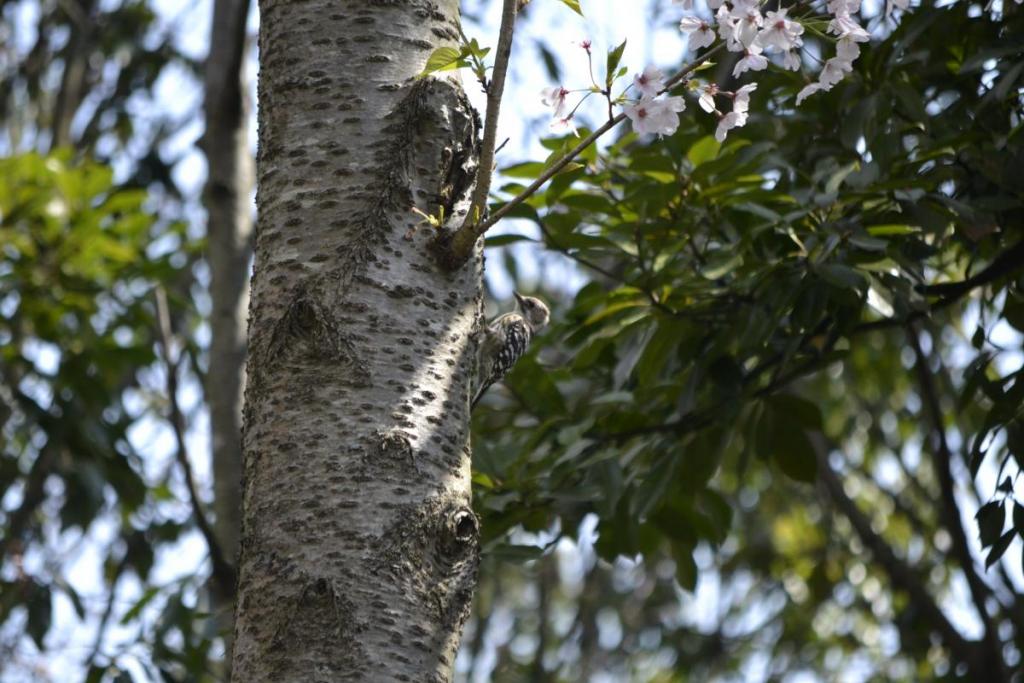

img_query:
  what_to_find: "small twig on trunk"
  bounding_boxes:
[464,0,519,227]
[155,287,237,599]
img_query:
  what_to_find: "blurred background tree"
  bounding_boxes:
[1,0,245,678]
[1,0,1022,681]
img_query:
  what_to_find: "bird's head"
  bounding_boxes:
[514,292,550,332]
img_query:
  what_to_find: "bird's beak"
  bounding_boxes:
[513,291,525,307]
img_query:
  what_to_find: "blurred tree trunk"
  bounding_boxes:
[202,0,253,662]
[231,1,482,680]
[50,0,95,149]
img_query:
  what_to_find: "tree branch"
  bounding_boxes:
[814,439,981,671]
[906,325,1007,679]
[854,239,1024,334]
[916,239,1024,299]
[155,287,237,599]
[84,553,128,668]
[0,439,55,564]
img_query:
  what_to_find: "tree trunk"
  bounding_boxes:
[50,0,95,150]
[202,0,253,662]
[231,1,482,681]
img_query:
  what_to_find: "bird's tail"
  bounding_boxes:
[471,382,490,410]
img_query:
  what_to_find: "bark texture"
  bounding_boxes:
[203,0,253,582]
[232,1,482,681]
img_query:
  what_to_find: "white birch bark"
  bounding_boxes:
[232,1,482,680]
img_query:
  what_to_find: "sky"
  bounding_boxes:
[3,0,1023,680]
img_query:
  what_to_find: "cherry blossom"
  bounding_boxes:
[733,83,757,113]
[624,96,687,137]
[679,16,716,50]
[716,5,743,51]
[837,36,861,62]
[781,49,801,71]
[796,82,825,105]
[733,44,768,77]
[541,86,570,118]
[714,83,756,142]
[698,83,719,113]
[550,115,579,137]
[732,5,764,48]
[757,8,804,52]
[828,0,862,15]
[819,57,853,88]
[829,14,870,42]
[715,110,748,142]
[633,65,667,99]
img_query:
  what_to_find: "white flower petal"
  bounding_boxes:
[633,65,667,99]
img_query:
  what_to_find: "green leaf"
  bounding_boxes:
[1013,501,1024,538]
[772,394,824,431]
[419,46,465,77]
[558,0,584,16]
[606,39,627,89]
[27,584,52,648]
[120,586,161,625]
[504,355,565,415]
[635,319,686,387]
[986,531,1014,568]
[672,542,698,591]
[761,400,819,483]
[501,161,546,178]
[687,136,721,168]
[1003,295,1024,333]
[816,264,867,291]
[976,500,1004,547]
[700,252,743,280]
[485,234,536,248]
[866,224,919,236]
[465,38,491,60]
[773,421,818,483]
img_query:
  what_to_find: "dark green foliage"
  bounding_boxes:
[470,2,1024,678]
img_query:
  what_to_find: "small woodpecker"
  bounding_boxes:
[473,292,550,407]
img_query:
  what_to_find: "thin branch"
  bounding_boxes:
[907,325,1007,679]
[155,287,237,599]
[84,554,128,668]
[464,0,519,226]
